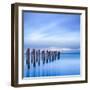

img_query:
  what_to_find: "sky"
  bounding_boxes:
[23,11,80,53]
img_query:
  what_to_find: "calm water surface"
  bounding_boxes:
[24,53,80,77]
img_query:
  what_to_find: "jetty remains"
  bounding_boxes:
[26,48,61,69]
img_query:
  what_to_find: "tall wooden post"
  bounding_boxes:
[26,48,30,69]
[57,51,60,60]
[54,51,57,60]
[52,51,54,61]
[42,50,45,64]
[36,50,38,62]
[36,50,40,66]
[38,50,40,66]
[46,50,49,63]
[33,49,36,67]
[48,51,51,62]
[31,49,36,67]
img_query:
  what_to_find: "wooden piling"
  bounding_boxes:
[52,51,54,61]
[46,50,49,63]
[42,50,45,64]
[37,50,40,66]
[36,50,38,62]
[27,48,61,68]
[26,48,30,69]
[57,51,60,60]
[31,51,33,64]
[31,49,36,67]
[48,51,51,62]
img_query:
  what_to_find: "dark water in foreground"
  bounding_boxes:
[24,53,80,77]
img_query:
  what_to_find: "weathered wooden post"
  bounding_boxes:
[50,51,52,62]
[48,51,51,62]
[31,49,36,67]
[36,50,38,62]
[38,50,40,65]
[33,49,36,67]
[31,50,33,64]
[53,51,55,61]
[46,50,49,63]
[57,51,60,60]
[42,50,45,64]
[37,50,40,66]
[49,51,52,62]
[54,51,57,60]
[26,48,30,69]
[36,50,40,65]
[56,51,58,60]
[52,51,54,61]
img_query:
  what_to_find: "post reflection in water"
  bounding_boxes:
[26,69,30,77]
[25,48,61,77]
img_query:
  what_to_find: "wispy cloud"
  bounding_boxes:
[24,11,80,50]
[24,28,80,48]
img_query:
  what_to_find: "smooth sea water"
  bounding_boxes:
[23,53,80,77]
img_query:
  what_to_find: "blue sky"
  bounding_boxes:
[23,11,80,52]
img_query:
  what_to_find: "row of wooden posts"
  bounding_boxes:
[26,48,60,69]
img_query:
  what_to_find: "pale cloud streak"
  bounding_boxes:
[24,11,80,51]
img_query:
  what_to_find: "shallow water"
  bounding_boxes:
[23,53,80,77]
